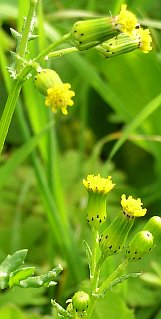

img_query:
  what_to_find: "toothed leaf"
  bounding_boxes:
[10,28,21,40]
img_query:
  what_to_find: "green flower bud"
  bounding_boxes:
[99,212,134,257]
[95,28,152,59]
[70,5,138,51]
[143,216,161,245]
[99,194,147,258]
[70,17,119,50]
[125,230,154,262]
[34,69,62,95]
[72,291,90,312]
[83,174,115,230]
[96,33,139,58]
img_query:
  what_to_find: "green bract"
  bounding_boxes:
[34,69,62,95]
[125,230,154,262]
[143,216,161,244]
[72,291,90,312]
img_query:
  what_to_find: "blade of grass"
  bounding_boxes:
[0,122,54,190]
[108,92,161,162]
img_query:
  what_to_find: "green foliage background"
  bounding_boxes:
[1,0,161,318]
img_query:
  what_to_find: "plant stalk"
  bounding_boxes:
[16,0,38,73]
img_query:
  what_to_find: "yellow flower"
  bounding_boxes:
[34,69,75,115]
[121,194,147,217]
[83,174,115,195]
[45,83,75,115]
[96,27,152,58]
[136,28,152,53]
[83,174,115,229]
[115,4,138,34]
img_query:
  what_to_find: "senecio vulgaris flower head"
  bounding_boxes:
[96,27,152,58]
[99,194,147,258]
[70,4,138,50]
[121,194,147,217]
[34,69,75,115]
[83,174,115,230]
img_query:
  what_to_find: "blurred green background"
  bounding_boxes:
[1,0,161,318]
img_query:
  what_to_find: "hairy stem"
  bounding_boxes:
[16,0,38,72]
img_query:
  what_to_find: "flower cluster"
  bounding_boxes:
[70,4,152,56]
[34,4,152,117]
[83,173,161,262]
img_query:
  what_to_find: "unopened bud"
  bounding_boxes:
[125,230,154,262]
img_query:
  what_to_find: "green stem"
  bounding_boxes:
[86,239,104,319]
[90,230,98,281]
[97,259,128,295]
[0,80,22,154]
[45,47,78,60]
[33,33,71,63]
[16,0,38,73]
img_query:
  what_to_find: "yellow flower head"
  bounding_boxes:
[115,4,138,34]
[83,174,115,195]
[121,194,147,217]
[45,83,75,115]
[34,69,75,115]
[136,28,152,53]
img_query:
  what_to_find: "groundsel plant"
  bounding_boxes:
[67,174,160,319]
[0,1,152,155]
[0,1,156,318]
[1,175,161,318]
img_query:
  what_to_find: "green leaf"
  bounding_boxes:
[0,250,28,289]
[97,272,141,298]
[19,265,63,288]
[92,291,135,319]
[0,303,52,318]
[0,286,47,306]
[51,300,73,319]
[83,240,92,275]
[0,249,27,272]
[9,267,35,288]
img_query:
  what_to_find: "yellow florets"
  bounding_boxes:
[115,4,138,34]
[121,194,147,217]
[83,174,115,195]
[45,83,75,115]
[136,28,152,53]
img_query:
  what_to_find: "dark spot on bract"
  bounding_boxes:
[109,245,112,249]
[97,214,99,218]
[92,217,94,221]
